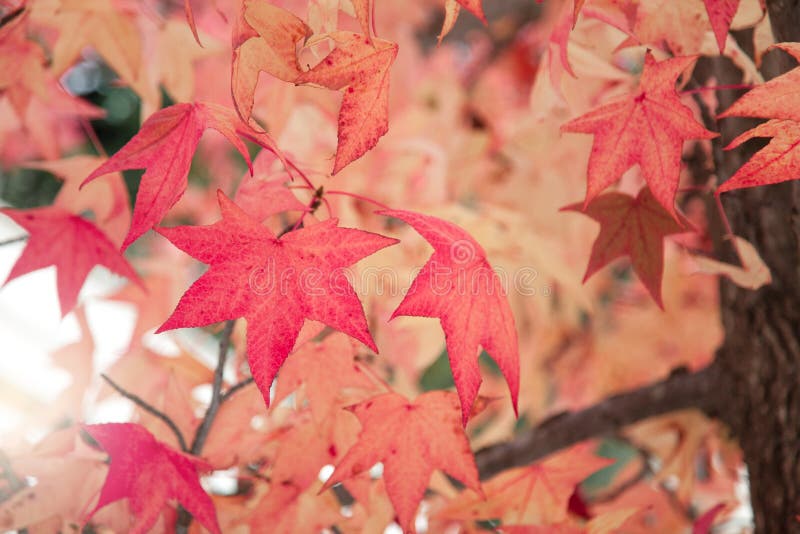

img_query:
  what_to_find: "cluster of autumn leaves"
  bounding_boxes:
[0,0,797,531]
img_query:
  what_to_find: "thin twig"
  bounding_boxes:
[221,377,254,402]
[177,319,236,533]
[101,374,188,452]
[0,235,27,247]
[189,319,236,455]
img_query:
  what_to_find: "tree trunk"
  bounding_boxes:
[714,2,800,531]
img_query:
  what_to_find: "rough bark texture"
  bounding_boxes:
[712,3,800,531]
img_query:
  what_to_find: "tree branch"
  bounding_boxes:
[221,377,254,402]
[176,319,236,533]
[189,319,236,455]
[474,362,721,480]
[101,373,188,452]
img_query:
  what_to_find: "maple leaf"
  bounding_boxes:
[234,176,308,221]
[439,0,487,42]
[323,391,482,533]
[561,186,690,308]
[131,19,222,115]
[272,332,382,424]
[233,151,308,221]
[42,0,142,84]
[183,0,201,46]
[0,23,48,118]
[0,206,141,316]
[692,235,771,289]
[0,427,109,532]
[718,43,800,121]
[626,0,728,56]
[561,51,717,218]
[716,119,800,193]
[378,210,519,426]
[703,0,740,52]
[232,0,311,121]
[24,155,130,247]
[251,480,348,534]
[81,102,259,249]
[501,508,638,533]
[379,209,519,425]
[437,445,613,526]
[82,423,220,534]
[295,32,398,174]
[573,0,587,25]
[155,191,398,408]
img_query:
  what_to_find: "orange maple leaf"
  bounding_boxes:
[561,187,691,308]
[717,119,800,193]
[296,32,398,174]
[718,43,800,121]
[323,391,482,532]
[562,51,717,218]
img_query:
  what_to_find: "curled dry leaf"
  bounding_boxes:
[692,236,771,290]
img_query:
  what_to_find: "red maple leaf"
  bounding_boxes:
[716,44,800,193]
[155,191,397,407]
[82,423,220,534]
[1,206,141,316]
[233,151,308,221]
[561,186,691,308]
[322,391,482,533]
[439,0,487,41]
[295,32,398,174]
[81,102,271,249]
[716,119,800,193]
[379,209,519,425]
[561,51,717,218]
[703,0,740,52]
[718,43,800,122]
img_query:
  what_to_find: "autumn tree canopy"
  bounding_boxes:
[1,0,797,532]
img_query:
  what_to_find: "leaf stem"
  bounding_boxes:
[679,83,755,95]
[284,158,317,190]
[713,193,746,267]
[100,374,188,452]
[0,235,27,247]
[325,189,393,211]
[79,115,108,158]
[220,377,254,402]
